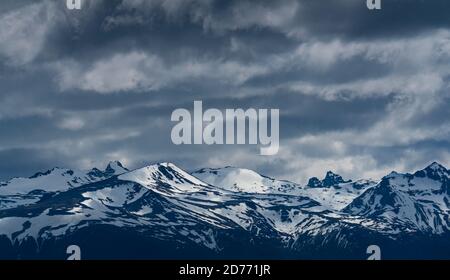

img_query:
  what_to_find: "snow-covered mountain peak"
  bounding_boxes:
[344,163,450,234]
[0,162,132,197]
[306,177,322,188]
[302,178,376,211]
[28,167,70,179]
[192,166,376,210]
[306,171,351,188]
[380,162,449,192]
[414,162,448,181]
[105,160,129,175]
[322,171,351,187]
[192,166,299,194]
[158,162,181,169]
[119,163,208,194]
[426,161,447,172]
[0,167,102,196]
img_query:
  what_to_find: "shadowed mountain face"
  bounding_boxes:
[0,162,449,260]
[307,171,352,188]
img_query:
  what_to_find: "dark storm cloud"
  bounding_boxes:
[0,148,70,180]
[0,0,449,183]
[282,0,450,39]
[101,0,450,39]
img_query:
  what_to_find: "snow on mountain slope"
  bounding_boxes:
[192,167,300,194]
[0,193,44,211]
[303,179,377,211]
[344,162,450,233]
[119,163,208,195]
[118,163,330,235]
[0,168,95,195]
[0,162,332,248]
[0,161,130,211]
[0,161,128,196]
[307,171,351,188]
[0,181,154,242]
[104,160,129,175]
[299,171,376,210]
[1,161,449,258]
[192,167,376,211]
[0,162,224,244]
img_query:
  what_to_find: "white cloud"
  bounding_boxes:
[284,31,450,103]
[1,0,449,183]
[289,73,444,100]
[58,117,85,131]
[55,51,267,93]
[109,0,300,34]
[0,1,57,66]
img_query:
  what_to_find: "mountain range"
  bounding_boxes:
[0,161,449,259]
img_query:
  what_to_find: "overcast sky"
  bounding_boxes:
[0,0,449,184]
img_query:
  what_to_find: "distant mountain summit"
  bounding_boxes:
[344,162,450,233]
[193,167,374,211]
[306,177,322,188]
[414,162,449,182]
[192,166,300,194]
[105,160,129,176]
[0,160,129,195]
[307,171,351,188]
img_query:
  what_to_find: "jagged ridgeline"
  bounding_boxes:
[0,161,449,259]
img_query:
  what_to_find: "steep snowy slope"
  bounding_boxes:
[344,162,450,233]
[120,163,209,195]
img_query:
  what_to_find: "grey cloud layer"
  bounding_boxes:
[0,0,449,183]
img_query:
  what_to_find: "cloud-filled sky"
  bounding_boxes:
[0,0,449,184]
